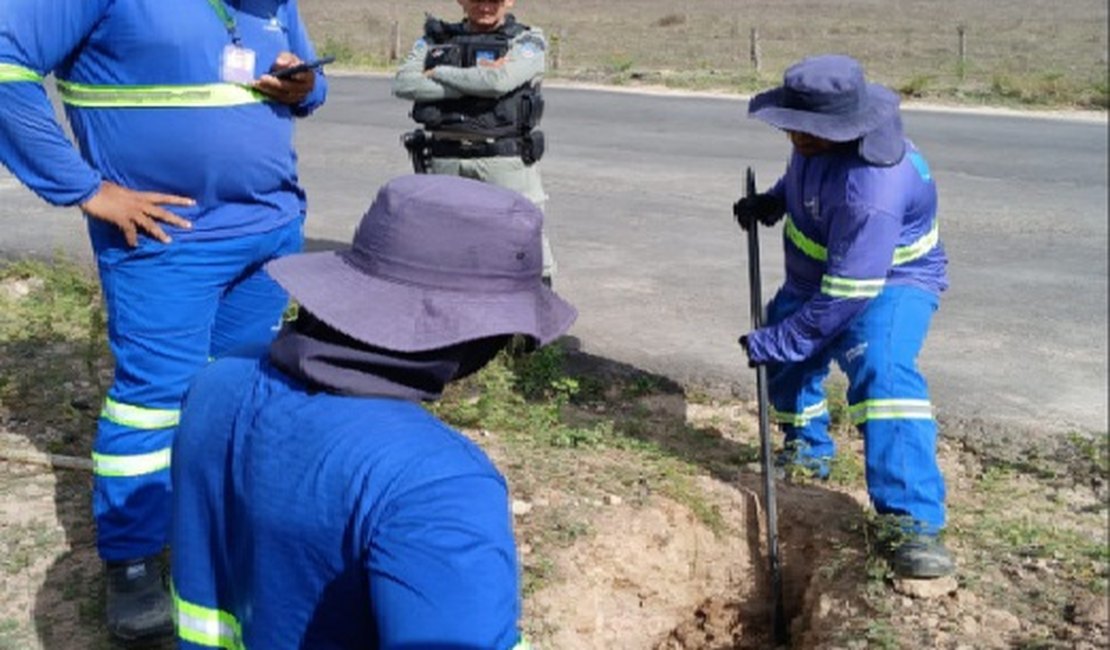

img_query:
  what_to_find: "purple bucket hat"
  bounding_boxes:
[266,174,577,352]
[748,54,905,165]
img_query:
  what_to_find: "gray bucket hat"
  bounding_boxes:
[748,54,905,165]
[266,174,577,352]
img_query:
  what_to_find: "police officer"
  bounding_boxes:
[392,0,555,282]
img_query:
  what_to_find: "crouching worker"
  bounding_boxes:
[735,55,953,579]
[170,174,577,649]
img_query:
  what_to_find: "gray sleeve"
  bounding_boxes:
[429,27,545,98]
[391,37,464,101]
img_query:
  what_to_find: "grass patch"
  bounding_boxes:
[0,257,107,456]
[436,343,733,536]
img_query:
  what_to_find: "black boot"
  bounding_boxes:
[890,534,956,579]
[105,555,174,644]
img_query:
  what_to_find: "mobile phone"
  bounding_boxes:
[271,56,336,80]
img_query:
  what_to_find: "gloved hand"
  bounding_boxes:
[733,193,786,231]
[738,334,760,368]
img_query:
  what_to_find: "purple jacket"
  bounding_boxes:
[747,141,948,363]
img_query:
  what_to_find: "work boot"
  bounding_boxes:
[773,449,831,482]
[105,555,174,644]
[890,534,956,579]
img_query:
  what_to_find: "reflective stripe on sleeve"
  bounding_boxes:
[0,63,43,83]
[100,397,180,429]
[849,399,933,425]
[92,448,171,478]
[511,637,534,650]
[784,216,940,267]
[772,400,828,427]
[784,215,828,262]
[820,274,886,299]
[55,80,266,108]
[173,591,245,650]
[892,222,940,265]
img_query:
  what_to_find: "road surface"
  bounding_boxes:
[1,76,1106,440]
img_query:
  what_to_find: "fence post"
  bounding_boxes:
[551,28,565,71]
[389,19,401,62]
[957,24,967,80]
[750,27,762,74]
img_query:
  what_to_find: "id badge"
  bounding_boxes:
[221,44,256,84]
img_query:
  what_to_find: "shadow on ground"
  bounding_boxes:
[0,264,172,649]
[545,343,872,648]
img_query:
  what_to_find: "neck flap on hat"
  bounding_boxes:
[268,313,510,402]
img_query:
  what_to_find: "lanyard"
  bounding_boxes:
[205,0,241,45]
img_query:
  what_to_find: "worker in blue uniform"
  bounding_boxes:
[734,54,954,579]
[0,0,327,641]
[171,174,576,649]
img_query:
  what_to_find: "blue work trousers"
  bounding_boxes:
[90,218,303,561]
[765,284,947,533]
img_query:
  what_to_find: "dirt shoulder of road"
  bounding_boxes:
[329,68,1108,124]
[1,262,1107,650]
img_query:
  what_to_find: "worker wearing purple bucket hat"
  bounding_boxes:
[169,174,574,649]
[735,54,954,578]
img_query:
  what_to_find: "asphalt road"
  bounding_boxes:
[1,75,1106,439]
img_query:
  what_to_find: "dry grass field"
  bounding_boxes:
[301,0,1109,108]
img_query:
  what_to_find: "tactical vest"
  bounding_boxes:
[411,15,544,140]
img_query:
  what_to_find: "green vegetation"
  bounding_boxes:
[0,257,106,458]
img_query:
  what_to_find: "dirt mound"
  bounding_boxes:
[525,473,871,649]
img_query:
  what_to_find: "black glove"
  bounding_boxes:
[733,193,785,231]
[738,335,759,368]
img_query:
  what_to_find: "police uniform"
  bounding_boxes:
[392,14,555,278]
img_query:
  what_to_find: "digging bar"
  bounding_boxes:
[741,166,788,645]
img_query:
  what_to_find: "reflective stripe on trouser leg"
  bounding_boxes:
[92,413,176,562]
[839,285,946,533]
[92,219,304,560]
[172,587,245,650]
[764,288,837,460]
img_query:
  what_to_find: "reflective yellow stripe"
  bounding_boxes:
[55,79,266,108]
[512,637,533,650]
[892,222,940,265]
[849,399,933,425]
[92,448,172,478]
[772,400,828,427]
[101,398,180,429]
[173,590,244,650]
[0,63,42,83]
[784,215,827,262]
[784,216,940,267]
[820,274,886,299]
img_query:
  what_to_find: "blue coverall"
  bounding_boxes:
[172,350,531,650]
[746,141,949,533]
[0,0,327,561]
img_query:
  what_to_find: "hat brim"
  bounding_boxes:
[266,251,578,353]
[748,83,901,142]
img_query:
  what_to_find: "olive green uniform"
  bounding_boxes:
[393,24,555,277]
